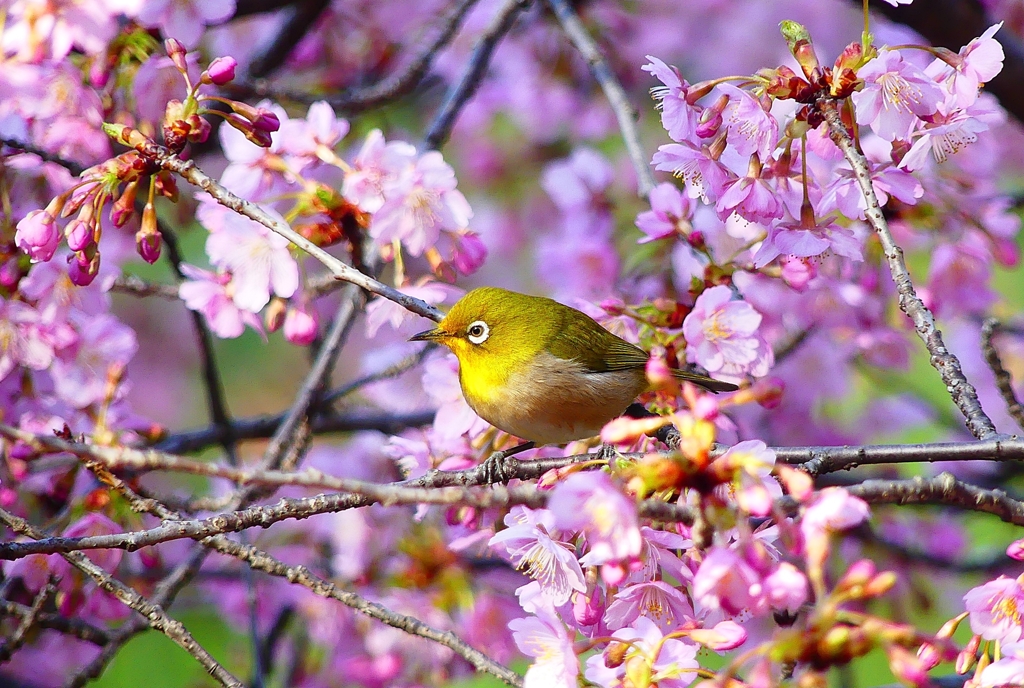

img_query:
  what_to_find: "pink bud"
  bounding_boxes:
[572,589,604,627]
[205,56,237,85]
[687,620,747,650]
[65,220,93,251]
[164,38,188,72]
[451,231,487,275]
[69,251,100,286]
[251,108,280,133]
[135,201,161,264]
[15,210,59,262]
[1008,538,1024,561]
[283,304,319,346]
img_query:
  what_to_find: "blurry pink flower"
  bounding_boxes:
[63,513,123,573]
[0,300,64,381]
[643,56,701,143]
[926,235,995,317]
[365,282,458,338]
[370,150,472,256]
[540,148,613,211]
[801,487,870,534]
[132,52,200,125]
[636,182,694,243]
[283,303,318,346]
[178,264,262,338]
[978,639,1024,687]
[509,609,579,688]
[278,101,349,171]
[342,129,417,214]
[585,617,698,688]
[682,285,773,380]
[852,49,943,141]
[137,0,236,49]
[15,210,60,262]
[4,0,127,61]
[202,204,298,312]
[964,575,1024,643]
[693,546,764,617]
[488,507,586,606]
[1007,538,1024,561]
[52,312,137,409]
[764,562,809,614]
[687,619,748,650]
[604,580,694,632]
[549,472,642,567]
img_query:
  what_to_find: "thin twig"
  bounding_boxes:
[247,0,332,78]
[235,0,481,113]
[981,318,1024,431]
[212,538,524,687]
[1,137,86,175]
[820,100,998,440]
[423,0,531,150]
[155,409,435,455]
[0,581,56,662]
[146,145,443,321]
[110,274,180,299]
[545,0,655,197]
[320,344,436,406]
[0,600,110,646]
[0,509,242,688]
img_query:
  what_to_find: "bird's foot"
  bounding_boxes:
[478,441,535,484]
[595,443,619,462]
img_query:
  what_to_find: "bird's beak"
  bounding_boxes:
[410,327,445,342]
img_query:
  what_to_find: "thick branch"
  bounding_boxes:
[847,472,1024,526]
[821,100,997,440]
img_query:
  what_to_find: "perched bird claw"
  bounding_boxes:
[596,443,619,462]
[477,441,535,484]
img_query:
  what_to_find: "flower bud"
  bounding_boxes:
[284,304,319,346]
[15,209,59,262]
[164,38,188,72]
[65,219,93,252]
[110,181,138,228]
[264,298,287,332]
[69,250,100,286]
[204,56,237,85]
[135,201,161,264]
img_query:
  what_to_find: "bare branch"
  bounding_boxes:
[820,100,998,440]
[1,137,86,175]
[424,0,531,150]
[545,0,655,197]
[0,581,56,663]
[0,600,110,646]
[847,472,1024,526]
[110,275,180,299]
[247,0,332,79]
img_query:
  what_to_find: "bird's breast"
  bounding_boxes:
[463,351,648,444]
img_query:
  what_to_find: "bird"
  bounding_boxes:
[410,287,738,446]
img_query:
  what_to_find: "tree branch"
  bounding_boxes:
[981,318,1024,430]
[821,100,998,440]
[424,0,531,150]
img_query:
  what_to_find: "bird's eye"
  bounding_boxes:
[466,320,490,345]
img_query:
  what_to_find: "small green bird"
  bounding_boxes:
[411,287,737,445]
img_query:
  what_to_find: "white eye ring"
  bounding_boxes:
[466,320,490,345]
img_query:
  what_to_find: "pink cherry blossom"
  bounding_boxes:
[137,0,236,49]
[509,609,579,688]
[964,575,1024,643]
[585,617,698,688]
[852,49,944,142]
[15,209,60,262]
[636,182,694,243]
[488,507,586,606]
[178,264,262,338]
[642,56,701,143]
[682,285,773,380]
[549,471,642,567]
[604,580,694,632]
